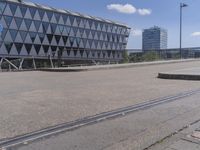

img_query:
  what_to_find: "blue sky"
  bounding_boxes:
[29,0,200,49]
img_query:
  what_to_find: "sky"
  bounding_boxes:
[28,0,200,49]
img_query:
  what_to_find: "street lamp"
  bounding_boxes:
[180,3,188,58]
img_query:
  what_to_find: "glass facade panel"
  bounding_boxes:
[9,3,17,15]
[0,2,6,13]
[0,1,130,62]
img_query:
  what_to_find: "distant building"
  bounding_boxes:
[142,26,167,51]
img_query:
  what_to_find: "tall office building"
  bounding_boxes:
[142,26,167,50]
[0,0,130,67]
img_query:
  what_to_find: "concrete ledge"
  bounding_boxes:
[38,59,200,72]
[158,73,200,80]
[158,67,200,81]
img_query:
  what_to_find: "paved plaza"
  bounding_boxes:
[1,60,200,142]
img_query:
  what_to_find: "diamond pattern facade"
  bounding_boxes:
[0,0,130,61]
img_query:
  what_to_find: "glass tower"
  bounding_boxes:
[142,26,167,51]
[0,0,131,62]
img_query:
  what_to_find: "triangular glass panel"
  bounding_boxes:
[14,43,23,54]
[0,16,7,28]
[55,35,61,44]
[69,16,74,26]
[29,46,37,56]
[38,46,45,56]
[15,17,23,28]
[20,5,27,17]
[1,28,7,40]
[19,31,27,42]
[4,16,12,27]
[19,20,28,31]
[29,7,36,18]
[34,34,41,44]
[15,32,23,43]
[20,44,28,55]
[42,12,49,22]
[3,4,12,16]
[58,15,64,25]
[0,2,6,14]
[47,34,53,43]
[14,6,23,18]
[9,29,17,41]
[34,10,41,20]
[50,13,57,23]
[24,8,32,19]
[29,32,37,43]
[66,16,71,26]
[9,44,18,55]
[42,45,49,54]
[9,3,17,16]
[34,21,41,31]
[38,33,45,43]
[29,21,37,32]
[24,19,32,30]
[0,43,8,55]
[54,13,60,23]
[38,9,45,20]
[24,33,32,43]
[46,11,53,21]
[4,42,13,54]
[4,30,13,42]
[10,18,18,30]
[25,44,32,54]
[62,14,67,24]
[34,44,41,54]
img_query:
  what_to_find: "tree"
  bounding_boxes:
[122,51,129,63]
[142,51,160,61]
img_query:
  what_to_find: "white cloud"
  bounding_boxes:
[107,4,152,16]
[131,29,142,36]
[137,9,152,16]
[191,32,200,37]
[107,4,137,14]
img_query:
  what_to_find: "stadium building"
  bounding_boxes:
[0,0,130,69]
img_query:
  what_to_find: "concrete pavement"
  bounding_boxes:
[1,60,200,149]
[14,90,200,150]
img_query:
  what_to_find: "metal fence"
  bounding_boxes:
[128,47,200,61]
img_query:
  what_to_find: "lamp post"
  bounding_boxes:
[180,3,188,59]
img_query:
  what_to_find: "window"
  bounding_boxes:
[4,16,12,27]
[9,3,17,15]
[42,22,49,33]
[29,32,37,43]
[5,42,13,53]
[0,2,6,13]
[34,44,41,54]
[47,34,53,43]
[39,33,45,43]
[15,17,23,28]
[25,44,32,54]
[29,7,37,18]
[19,31,27,41]
[50,24,56,34]
[38,9,45,19]
[20,5,27,17]
[9,29,17,41]
[46,11,53,21]
[34,20,41,31]
[24,19,32,30]
[15,43,23,54]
